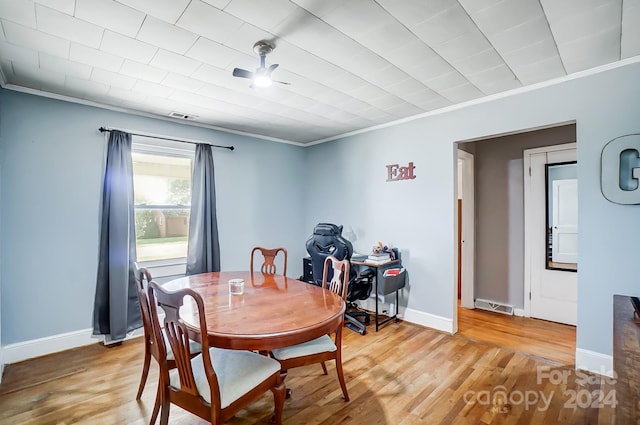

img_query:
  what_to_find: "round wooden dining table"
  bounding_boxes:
[162,271,345,351]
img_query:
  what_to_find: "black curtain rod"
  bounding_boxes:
[98,127,234,151]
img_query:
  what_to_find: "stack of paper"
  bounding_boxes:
[367,253,391,263]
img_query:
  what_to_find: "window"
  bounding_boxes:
[132,139,194,263]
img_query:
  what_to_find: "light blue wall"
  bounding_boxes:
[306,61,640,356]
[0,89,307,345]
[2,61,639,358]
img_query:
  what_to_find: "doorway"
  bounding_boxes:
[455,124,577,363]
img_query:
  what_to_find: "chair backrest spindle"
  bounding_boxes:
[322,256,350,300]
[147,282,222,408]
[250,247,288,275]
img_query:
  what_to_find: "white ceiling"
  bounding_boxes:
[0,0,638,144]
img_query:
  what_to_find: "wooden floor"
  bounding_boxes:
[0,317,613,425]
[457,305,576,366]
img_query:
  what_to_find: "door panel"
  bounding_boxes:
[552,179,578,263]
[526,147,577,325]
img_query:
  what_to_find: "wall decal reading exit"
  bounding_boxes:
[386,162,416,182]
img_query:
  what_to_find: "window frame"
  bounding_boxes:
[131,136,195,278]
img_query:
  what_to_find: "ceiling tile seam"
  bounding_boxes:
[558,14,625,42]
[94,37,126,76]
[373,0,484,103]
[184,54,391,126]
[35,4,111,56]
[172,29,393,122]
[537,0,568,75]
[89,39,379,127]
[21,8,115,69]
[220,4,436,115]
[456,1,521,93]
[288,2,445,112]
[619,0,625,60]
[95,23,108,68]
[172,12,404,123]
[172,2,191,25]
[4,55,638,146]
[308,55,640,146]
[183,38,201,71]
[30,1,37,30]
[0,63,7,86]
[167,88,342,130]
[186,77,372,126]
[2,83,302,145]
[134,13,147,43]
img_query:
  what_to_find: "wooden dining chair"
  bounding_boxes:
[132,263,201,425]
[250,246,288,275]
[270,255,350,401]
[133,263,156,401]
[147,280,286,425]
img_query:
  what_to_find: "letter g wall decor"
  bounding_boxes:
[601,134,640,204]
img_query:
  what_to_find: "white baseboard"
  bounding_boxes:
[513,308,525,317]
[354,298,453,334]
[3,328,98,365]
[403,307,454,334]
[3,327,145,365]
[575,348,614,378]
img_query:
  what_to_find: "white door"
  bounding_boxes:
[524,145,577,325]
[551,179,578,264]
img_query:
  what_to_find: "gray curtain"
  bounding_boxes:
[186,143,221,274]
[92,130,141,341]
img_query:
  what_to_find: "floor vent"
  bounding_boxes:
[474,299,514,315]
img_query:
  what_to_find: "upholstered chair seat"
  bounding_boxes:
[169,347,281,408]
[270,335,336,360]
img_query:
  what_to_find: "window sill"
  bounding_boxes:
[137,258,186,279]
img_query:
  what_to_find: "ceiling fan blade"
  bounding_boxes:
[267,64,279,75]
[232,68,254,79]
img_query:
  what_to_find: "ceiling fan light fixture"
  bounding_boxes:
[232,40,289,87]
[254,74,272,88]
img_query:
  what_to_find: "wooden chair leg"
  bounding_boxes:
[320,361,328,375]
[279,370,293,399]
[149,380,161,425]
[136,344,152,400]
[334,359,349,402]
[271,381,286,425]
[158,386,170,425]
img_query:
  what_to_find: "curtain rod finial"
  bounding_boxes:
[99,127,107,133]
[230,146,235,151]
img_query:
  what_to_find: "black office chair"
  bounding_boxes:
[305,223,373,335]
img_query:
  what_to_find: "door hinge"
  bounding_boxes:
[528,166,531,176]
[529,292,531,300]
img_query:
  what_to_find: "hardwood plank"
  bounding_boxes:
[0,319,613,424]
[458,305,576,365]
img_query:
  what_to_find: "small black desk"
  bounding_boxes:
[300,257,406,332]
[351,259,404,331]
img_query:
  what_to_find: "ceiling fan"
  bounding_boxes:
[232,41,291,88]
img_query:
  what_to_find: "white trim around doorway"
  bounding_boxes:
[457,150,475,311]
